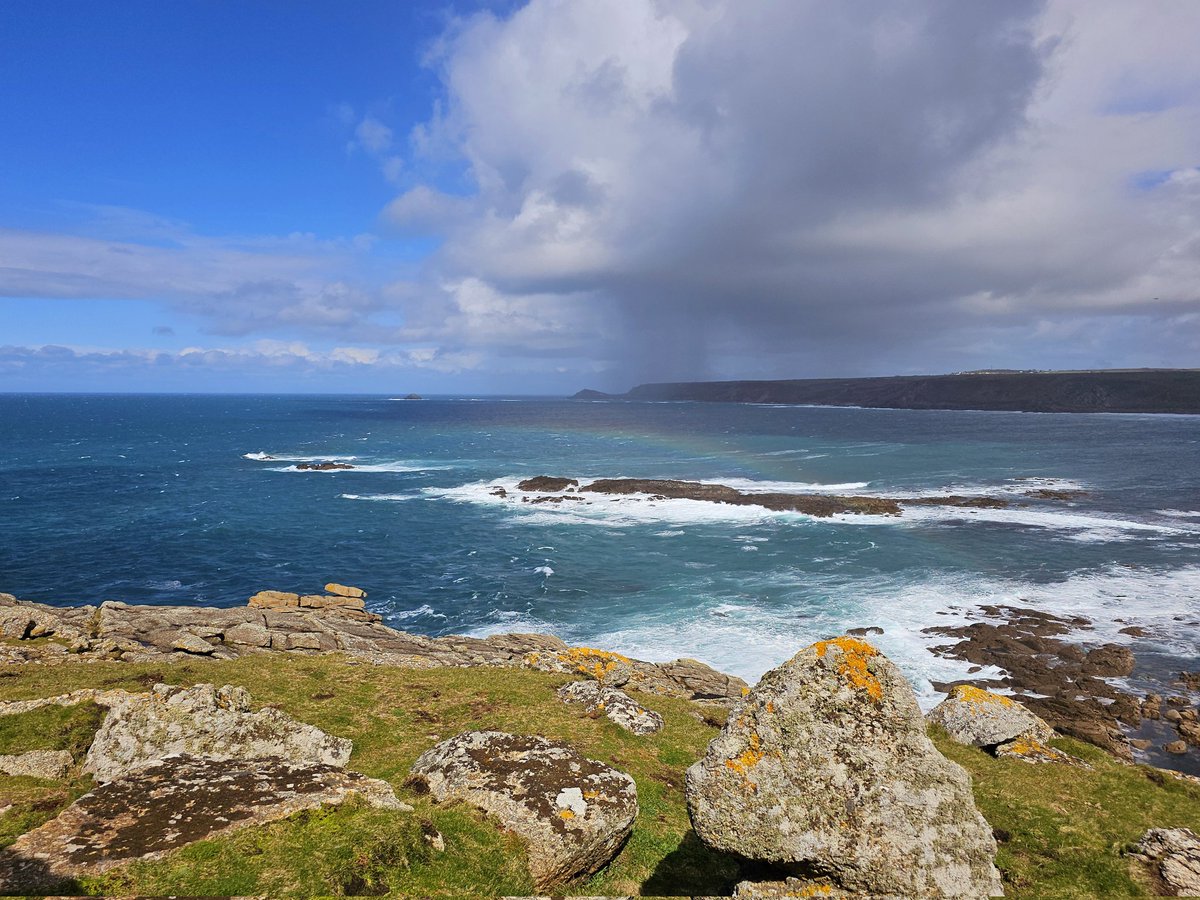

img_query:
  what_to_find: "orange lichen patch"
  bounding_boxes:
[558,809,576,820]
[813,636,883,701]
[741,686,750,696]
[952,684,1014,707]
[765,701,775,713]
[724,732,765,791]
[557,647,630,681]
[582,789,599,799]
[791,885,834,897]
[1002,736,1046,757]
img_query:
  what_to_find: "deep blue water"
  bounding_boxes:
[2,393,1199,705]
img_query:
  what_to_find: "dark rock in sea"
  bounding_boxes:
[571,389,612,400]
[847,626,884,636]
[580,477,903,517]
[403,393,422,400]
[1026,488,1088,501]
[1120,625,1149,637]
[517,476,580,492]
[295,462,354,471]
[924,605,1143,760]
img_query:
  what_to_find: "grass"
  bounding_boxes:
[0,655,1194,897]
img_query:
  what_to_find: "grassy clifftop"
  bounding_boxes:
[0,651,1198,897]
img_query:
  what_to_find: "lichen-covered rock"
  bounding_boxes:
[927,685,1054,749]
[528,647,634,686]
[556,681,664,735]
[84,683,351,782]
[0,750,73,779]
[409,731,637,890]
[994,735,1090,767]
[1132,827,1200,896]
[733,876,859,898]
[0,755,408,891]
[686,637,1002,899]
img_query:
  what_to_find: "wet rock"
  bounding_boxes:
[0,750,73,780]
[924,605,1141,759]
[324,583,366,599]
[1144,694,1163,720]
[1131,827,1200,897]
[847,626,884,636]
[517,476,580,492]
[556,681,664,735]
[1081,644,1135,677]
[927,685,1054,748]
[1120,625,1148,637]
[686,637,1001,899]
[84,683,351,782]
[1165,740,1188,755]
[295,462,354,470]
[0,755,407,890]
[409,731,637,890]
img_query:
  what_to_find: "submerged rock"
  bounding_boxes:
[686,636,1002,899]
[84,682,351,782]
[409,731,637,890]
[927,685,1055,748]
[0,755,406,890]
[1132,827,1200,897]
[556,681,664,735]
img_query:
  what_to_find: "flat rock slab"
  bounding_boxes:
[409,731,637,891]
[556,681,664,735]
[84,682,352,783]
[686,637,1002,899]
[0,754,408,891]
[927,684,1055,748]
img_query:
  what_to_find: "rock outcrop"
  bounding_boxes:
[409,731,637,890]
[686,637,1002,899]
[0,755,406,890]
[0,593,745,706]
[925,605,1143,759]
[556,681,664,735]
[928,685,1055,748]
[1131,827,1200,897]
[83,682,351,783]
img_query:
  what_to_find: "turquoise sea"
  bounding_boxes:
[2,393,1199,708]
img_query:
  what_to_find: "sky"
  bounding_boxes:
[1,0,1198,394]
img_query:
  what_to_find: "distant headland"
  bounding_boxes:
[573,368,1200,414]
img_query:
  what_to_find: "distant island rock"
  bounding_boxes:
[403,393,422,400]
[573,369,1200,414]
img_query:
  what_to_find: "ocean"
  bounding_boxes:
[3,393,1199,707]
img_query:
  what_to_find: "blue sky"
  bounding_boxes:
[2,1,1199,393]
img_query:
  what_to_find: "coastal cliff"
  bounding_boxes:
[574,369,1200,414]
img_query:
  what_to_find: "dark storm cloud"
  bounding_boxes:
[392,0,1200,383]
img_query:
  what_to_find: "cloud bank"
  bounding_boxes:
[3,1,1199,388]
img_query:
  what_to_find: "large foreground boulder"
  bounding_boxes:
[408,731,637,890]
[686,637,1002,899]
[0,755,406,891]
[84,682,351,782]
[927,685,1054,748]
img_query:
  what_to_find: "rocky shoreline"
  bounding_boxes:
[0,588,747,706]
[1,585,1199,895]
[502,475,1076,518]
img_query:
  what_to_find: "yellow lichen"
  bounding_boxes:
[557,647,631,681]
[813,636,883,701]
[724,732,765,791]
[558,809,575,820]
[766,701,775,713]
[741,686,750,696]
[953,684,1014,707]
[1003,736,1045,757]
[583,789,599,799]
[790,885,834,897]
